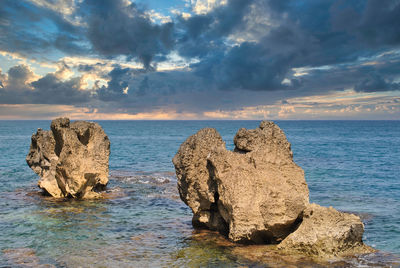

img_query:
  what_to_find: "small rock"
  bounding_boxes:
[278,203,375,258]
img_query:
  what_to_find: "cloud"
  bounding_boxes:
[0,0,87,59]
[4,65,37,91]
[190,0,228,15]
[354,74,400,92]
[0,0,399,119]
[331,1,400,47]
[0,64,90,104]
[83,0,174,69]
[97,66,141,101]
[174,0,400,94]
[176,0,254,58]
[30,74,90,104]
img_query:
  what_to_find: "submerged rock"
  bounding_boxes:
[26,118,110,198]
[173,120,373,258]
[3,248,55,267]
[278,203,375,258]
[173,121,309,243]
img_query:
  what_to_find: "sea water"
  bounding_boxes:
[0,120,399,267]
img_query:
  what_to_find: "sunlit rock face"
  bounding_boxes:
[173,121,373,258]
[173,121,309,243]
[26,117,110,198]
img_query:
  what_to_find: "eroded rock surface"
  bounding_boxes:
[278,203,375,258]
[26,118,110,198]
[173,121,309,243]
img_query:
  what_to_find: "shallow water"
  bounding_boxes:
[0,120,399,267]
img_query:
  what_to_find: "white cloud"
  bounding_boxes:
[147,10,172,24]
[190,0,227,15]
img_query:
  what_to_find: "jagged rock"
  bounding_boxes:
[173,121,309,243]
[233,121,293,165]
[278,203,374,257]
[26,118,110,198]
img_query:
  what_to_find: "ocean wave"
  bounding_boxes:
[110,170,176,185]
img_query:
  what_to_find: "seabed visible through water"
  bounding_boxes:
[1,120,400,267]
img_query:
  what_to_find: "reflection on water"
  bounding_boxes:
[1,171,399,267]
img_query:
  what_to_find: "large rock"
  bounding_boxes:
[26,118,110,198]
[278,203,374,257]
[173,121,309,243]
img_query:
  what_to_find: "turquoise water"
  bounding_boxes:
[0,120,399,267]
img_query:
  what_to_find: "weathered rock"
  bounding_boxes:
[26,118,110,198]
[174,120,374,257]
[208,148,308,243]
[173,121,309,243]
[278,203,375,258]
[172,128,227,232]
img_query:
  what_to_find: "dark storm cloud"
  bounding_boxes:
[179,0,400,92]
[96,65,193,108]
[289,55,400,95]
[92,64,302,114]
[192,26,311,91]
[83,0,174,69]
[331,0,400,47]
[354,75,400,93]
[176,0,254,58]
[30,74,90,104]
[97,66,139,101]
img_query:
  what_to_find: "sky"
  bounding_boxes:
[0,0,399,120]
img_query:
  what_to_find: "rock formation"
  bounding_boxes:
[173,121,373,258]
[26,118,110,198]
[173,121,309,243]
[278,203,374,258]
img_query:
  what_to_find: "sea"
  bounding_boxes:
[0,120,399,267]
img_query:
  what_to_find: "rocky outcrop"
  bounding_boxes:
[173,121,309,243]
[26,118,110,198]
[173,120,372,258]
[278,203,374,257]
